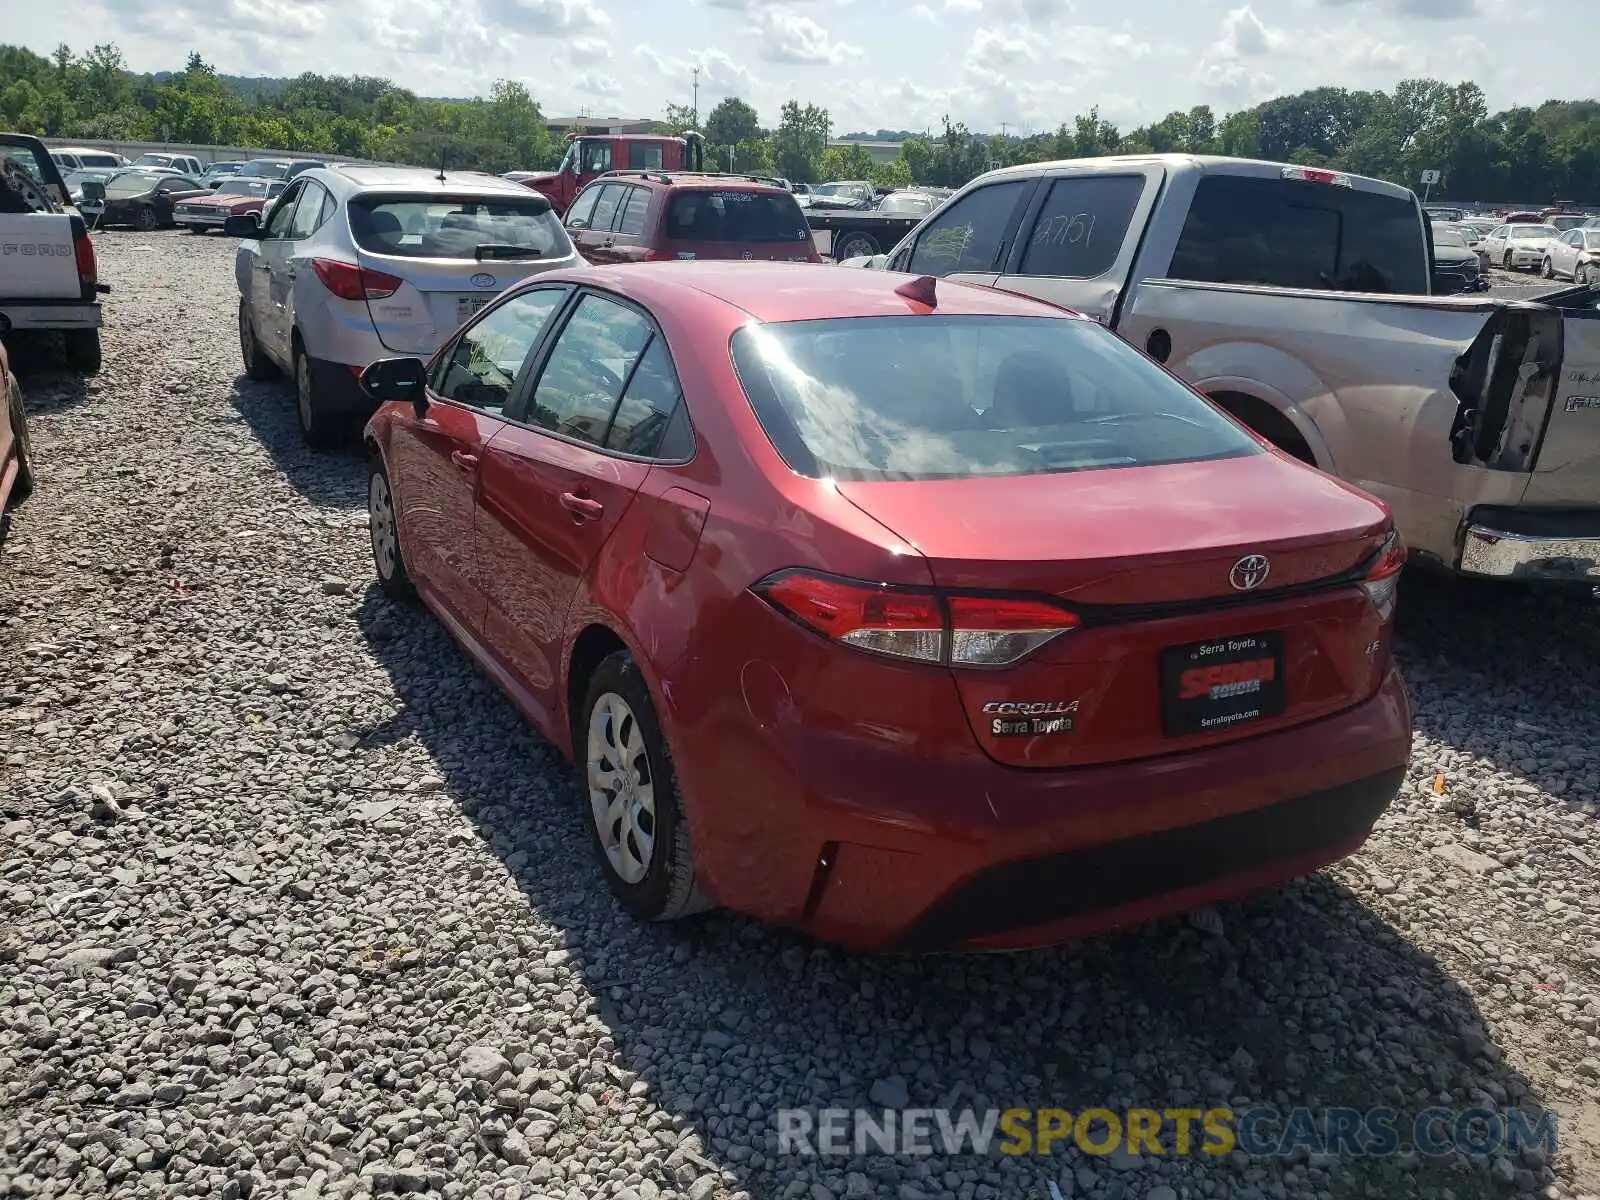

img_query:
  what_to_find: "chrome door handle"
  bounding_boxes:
[451,450,479,472]
[559,492,604,521]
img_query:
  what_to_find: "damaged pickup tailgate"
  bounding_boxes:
[1115,279,1600,581]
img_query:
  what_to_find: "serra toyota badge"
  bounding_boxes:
[983,699,1079,738]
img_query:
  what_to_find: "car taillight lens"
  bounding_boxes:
[312,258,401,301]
[73,230,96,287]
[754,571,1080,667]
[1360,531,1406,621]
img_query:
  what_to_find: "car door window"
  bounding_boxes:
[907,180,1032,276]
[528,294,655,446]
[616,187,650,238]
[606,335,689,458]
[1017,175,1144,279]
[288,182,326,240]
[263,181,305,239]
[432,289,571,416]
[588,184,627,234]
[565,186,601,230]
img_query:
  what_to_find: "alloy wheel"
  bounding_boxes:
[368,470,397,582]
[586,692,656,885]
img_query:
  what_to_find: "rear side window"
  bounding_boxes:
[348,195,568,260]
[1169,175,1429,294]
[664,190,811,243]
[616,187,651,237]
[589,184,627,233]
[565,186,601,230]
[731,315,1259,482]
[1017,175,1144,279]
[606,337,688,458]
[529,295,656,446]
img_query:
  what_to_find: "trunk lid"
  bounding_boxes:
[836,454,1394,768]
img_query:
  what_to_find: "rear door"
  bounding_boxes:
[348,190,573,355]
[251,179,308,361]
[989,166,1164,323]
[657,187,818,262]
[602,185,653,264]
[473,290,670,704]
[570,183,627,263]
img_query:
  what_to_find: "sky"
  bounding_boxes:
[10,0,1597,136]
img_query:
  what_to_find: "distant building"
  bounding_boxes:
[828,138,903,164]
[546,116,657,137]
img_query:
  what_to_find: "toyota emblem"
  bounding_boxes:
[470,272,497,289]
[1229,554,1271,591]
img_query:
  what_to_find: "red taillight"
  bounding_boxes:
[1280,165,1354,188]
[755,571,1079,667]
[311,258,401,301]
[640,247,672,262]
[73,229,96,288]
[1360,531,1406,620]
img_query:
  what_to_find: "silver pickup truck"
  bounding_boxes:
[1,132,105,372]
[850,154,1600,584]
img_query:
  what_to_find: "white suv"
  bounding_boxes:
[230,165,580,447]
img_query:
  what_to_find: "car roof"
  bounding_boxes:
[317,164,535,198]
[590,171,790,193]
[542,261,1083,324]
[967,152,1417,202]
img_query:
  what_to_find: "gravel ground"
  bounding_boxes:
[2,230,1599,1200]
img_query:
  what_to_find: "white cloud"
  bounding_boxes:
[1318,0,1479,16]
[481,0,614,36]
[1217,5,1273,56]
[946,0,982,12]
[912,3,936,17]
[751,9,864,65]
[966,26,1038,71]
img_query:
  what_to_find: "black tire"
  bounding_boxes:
[293,340,343,450]
[1578,263,1591,286]
[1543,257,1555,279]
[579,652,710,922]
[1503,250,1514,271]
[834,231,880,261]
[239,302,278,381]
[62,329,102,375]
[366,454,414,599]
[134,205,158,232]
[5,374,33,509]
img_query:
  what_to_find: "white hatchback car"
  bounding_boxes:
[1482,222,1560,272]
[230,165,580,447]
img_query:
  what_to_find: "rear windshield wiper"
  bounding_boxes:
[475,244,543,260]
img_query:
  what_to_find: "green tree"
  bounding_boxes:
[772,100,830,183]
[705,97,760,149]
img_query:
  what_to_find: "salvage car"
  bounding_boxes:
[562,171,821,265]
[0,133,105,372]
[91,171,207,230]
[173,177,286,232]
[131,152,204,177]
[1541,228,1600,284]
[808,188,948,262]
[354,261,1412,950]
[0,339,33,527]
[517,132,705,216]
[846,155,1600,584]
[228,164,579,447]
[1482,223,1561,271]
[1430,227,1487,294]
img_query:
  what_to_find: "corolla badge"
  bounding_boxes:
[1229,554,1271,592]
[470,272,497,289]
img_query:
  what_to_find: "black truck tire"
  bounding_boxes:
[63,330,102,375]
[833,231,881,261]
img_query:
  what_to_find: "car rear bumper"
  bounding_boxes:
[0,301,102,332]
[694,668,1411,951]
[1458,507,1600,581]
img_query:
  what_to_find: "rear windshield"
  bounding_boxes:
[1510,225,1559,239]
[105,174,165,196]
[240,161,289,179]
[213,179,277,198]
[1169,174,1429,294]
[731,315,1260,482]
[348,196,568,259]
[665,189,811,244]
[73,153,119,168]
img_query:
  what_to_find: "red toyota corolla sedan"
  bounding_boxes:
[358,261,1413,952]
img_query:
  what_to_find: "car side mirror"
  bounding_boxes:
[361,357,429,419]
[223,213,262,238]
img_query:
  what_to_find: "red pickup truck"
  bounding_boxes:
[517,132,705,216]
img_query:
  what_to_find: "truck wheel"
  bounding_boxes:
[63,330,102,375]
[834,232,881,261]
[134,205,158,232]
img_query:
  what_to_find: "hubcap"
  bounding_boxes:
[369,471,397,580]
[297,356,313,431]
[586,692,656,885]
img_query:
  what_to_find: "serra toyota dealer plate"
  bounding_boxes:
[1160,632,1286,736]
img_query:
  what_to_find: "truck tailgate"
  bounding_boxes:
[0,213,81,301]
[1525,296,1600,505]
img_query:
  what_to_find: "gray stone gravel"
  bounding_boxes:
[2,229,1599,1199]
